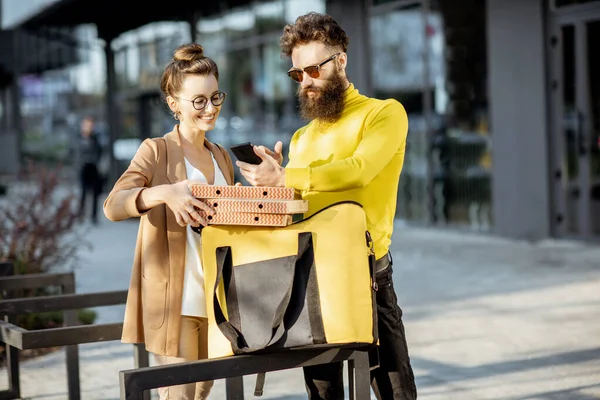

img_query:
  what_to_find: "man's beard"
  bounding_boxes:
[298,70,346,123]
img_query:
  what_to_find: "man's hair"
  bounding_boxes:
[280,12,349,57]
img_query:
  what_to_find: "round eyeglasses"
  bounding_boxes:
[176,91,227,110]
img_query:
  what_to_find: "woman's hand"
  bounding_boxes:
[163,180,214,227]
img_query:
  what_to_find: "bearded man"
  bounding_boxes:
[235,12,417,400]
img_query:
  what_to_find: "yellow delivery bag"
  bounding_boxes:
[201,201,378,359]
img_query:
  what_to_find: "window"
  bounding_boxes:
[371,0,492,229]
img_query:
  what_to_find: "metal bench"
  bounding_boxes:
[0,263,149,400]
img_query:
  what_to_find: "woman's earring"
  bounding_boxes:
[173,112,179,120]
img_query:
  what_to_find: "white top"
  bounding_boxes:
[181,153,228,317]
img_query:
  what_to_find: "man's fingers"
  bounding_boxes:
[235,182,243,187]
[273,141,284,165]
[253,145,271,161]
[274,141,283,155]
[257,145,270,154]
[237,163,254,175]
[244,175,258,186]
[254,146,279,165]
[258,145,276,157]
[236,160,253,170]
[239,170,255,184]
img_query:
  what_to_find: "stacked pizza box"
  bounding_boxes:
[189,184,307,227]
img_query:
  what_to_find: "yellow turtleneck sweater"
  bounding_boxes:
[285,84,408,259]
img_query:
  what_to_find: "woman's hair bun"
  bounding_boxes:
[173,43,205,62]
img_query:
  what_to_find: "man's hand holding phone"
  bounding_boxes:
[232,141,285,187]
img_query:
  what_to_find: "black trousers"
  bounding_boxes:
[79,163,101,223]
[303,265,417,399]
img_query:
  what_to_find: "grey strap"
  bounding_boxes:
[254,372,266,397]
[213,232,314,353]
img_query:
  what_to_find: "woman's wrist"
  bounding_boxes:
[136,185,168,212]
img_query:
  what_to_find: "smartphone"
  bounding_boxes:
[230,142,263,165]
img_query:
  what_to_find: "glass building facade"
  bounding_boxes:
[112,0,491,230]
[2,0,493,231]
[11,0,600,241]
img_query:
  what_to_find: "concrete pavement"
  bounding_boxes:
[1,197,599,399]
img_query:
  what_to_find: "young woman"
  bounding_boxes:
[104,43,234,400]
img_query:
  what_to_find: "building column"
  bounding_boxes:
[9,30,23,172]
[104,36,120,186]
[0,84,19,175]
[189,12,198,43]
[326,0,373,97]
[487,0,551,239]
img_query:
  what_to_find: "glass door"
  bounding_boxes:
[550,9,600,238]
[586,20,600,236]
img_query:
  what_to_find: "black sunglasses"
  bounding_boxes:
[287,53,341,83]
[176,91,227,110]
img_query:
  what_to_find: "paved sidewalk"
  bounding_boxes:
[1,200,599,399]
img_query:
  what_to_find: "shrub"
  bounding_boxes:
[0,162,88,276]
[0,162,96,329]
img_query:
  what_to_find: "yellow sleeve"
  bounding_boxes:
[285,100,408,192]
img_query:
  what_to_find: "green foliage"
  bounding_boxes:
[16,308,98,330]
[77,308,97,325]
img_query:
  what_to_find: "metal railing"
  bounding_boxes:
[0,262,149,400]
[120,346,373,400]
[0,262,82,400]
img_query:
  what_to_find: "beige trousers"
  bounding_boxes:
[153,316,214,400]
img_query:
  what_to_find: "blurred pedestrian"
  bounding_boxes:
[236,12,417,400]
[76,115,103,225]
[103,43,234,400]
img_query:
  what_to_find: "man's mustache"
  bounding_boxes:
[300,86,323,95]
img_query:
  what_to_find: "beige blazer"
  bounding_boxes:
[103,125,234,356]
